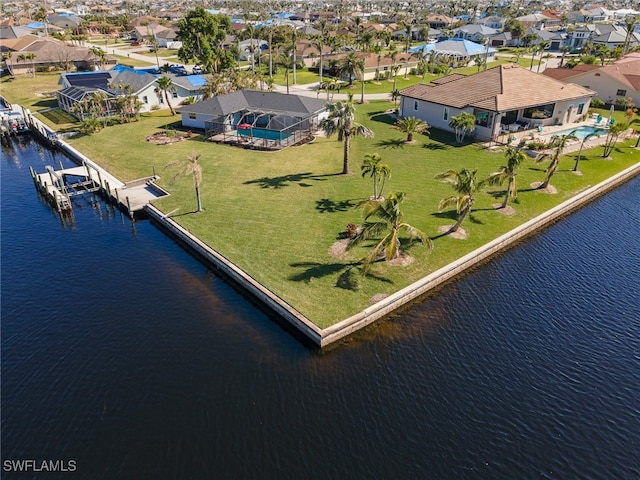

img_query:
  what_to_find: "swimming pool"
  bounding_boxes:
[237,128,291,141]
[545,125,606,141]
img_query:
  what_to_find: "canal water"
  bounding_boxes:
[2,137,639,479]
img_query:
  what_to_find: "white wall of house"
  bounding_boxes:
[399,97,468,135]
[571,72,640,107]
[179,112,211,130]
[137,83,162,112]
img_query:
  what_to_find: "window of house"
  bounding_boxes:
[577,103,585,114]
[473,109,494,128]
[616,89,627,96]
[522,103,555,119]
[413,100,418,111]
[173,91,178,98]
[443,107,449,121]
[143,96,148,104]
[189,113,196,120]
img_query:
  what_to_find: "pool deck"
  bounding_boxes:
[492,119,636,154]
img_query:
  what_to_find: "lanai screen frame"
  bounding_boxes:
[204,107,322,149]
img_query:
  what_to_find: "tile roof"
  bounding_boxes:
[400,64,595,112]
[544,59,640,91]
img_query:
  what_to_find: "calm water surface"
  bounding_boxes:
[2,137,639,479]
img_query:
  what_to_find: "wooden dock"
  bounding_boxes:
[30,162,169,217]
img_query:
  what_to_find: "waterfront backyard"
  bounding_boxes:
[4,73,638,328]
[62,104,639,328]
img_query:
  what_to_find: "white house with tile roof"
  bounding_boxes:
[543,54,640,108]
[399,64,596,141]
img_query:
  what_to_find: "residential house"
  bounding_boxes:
[155,28,182,49]
[424,15,456,30]
[409,38,497,66]
[399,64,595,141]
[476,15,506,30]
[451,24,499,43]
[323,51,420,81]
[177,89,327,150]
[543,55,640,108]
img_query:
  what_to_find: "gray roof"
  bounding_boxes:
[0,25,33,39]
[179,90,327,117]
[109,69,156,94]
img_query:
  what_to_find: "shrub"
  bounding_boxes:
[591,98,605,108]
[346,223,359,239]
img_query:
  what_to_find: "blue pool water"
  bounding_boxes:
[238,128,291,141]
[546,125,606,140]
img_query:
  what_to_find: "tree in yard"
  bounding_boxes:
[573,130,603,171]
[275,50,303,95]
[534,131,577,189]
[321,95,374,175]
[164,152,203,212]
[336,51,363,87]
[361,153,391,200]
[350,192,432,275]
[16,53,36,77]
[487,147,527,209]
[448,112,476,143]
[155,76,176,115]
[176,7,233,74]
[394,116,429,143]
[602,122,628,158]
[435,168,482,233]
[90,46,107,69]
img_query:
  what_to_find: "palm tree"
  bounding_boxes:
[449,112,476,143]
[275,51,301,95]
[336,51,363,87]
[534,131,577,189]
[16,53,36,77]
[602,122,628,158]
[351,192,432,275]
[536,40,550,73]
[487,147,527,209]
[321,95,374,175]
[90,46,107,69]
[394,116,429,143]
[435,168,481,233]
[573,130,603,171]
[623,15,638,55]
[164,152,203,212]
[361,153,391,200]
[155,76,176,115]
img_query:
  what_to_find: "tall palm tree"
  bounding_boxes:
[602,122,628,158]
[534,131,578,189]
[573,130,603,171]
[275,50,302,95]
[361,153,391,200]
[448,112,476,143]
[487,147,527,209]
[321,95,374,175]
[623,15,638,55]
[394,116,429,143]
[536,40,550,73]
[155,76,176,115]
[336,51,363,87]
[351,192,432,275]
[164,152,203,212]
[435,168,481,233]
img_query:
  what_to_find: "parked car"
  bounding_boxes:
[131,41,140,46]
[192,66,203,74]
[170,65,188,76]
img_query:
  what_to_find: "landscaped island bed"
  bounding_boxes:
[58,102,640,329]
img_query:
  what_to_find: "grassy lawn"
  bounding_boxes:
[62,102,640,328]
[110,55,156,67]
[0,73,61,111]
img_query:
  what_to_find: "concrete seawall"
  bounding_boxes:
[146,161,640,347]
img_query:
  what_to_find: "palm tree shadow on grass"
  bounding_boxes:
[289,261,392,290]
[375,138,406,149]
[316,198,356,213]
[422,142,449,150]
[244,172,339,189]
